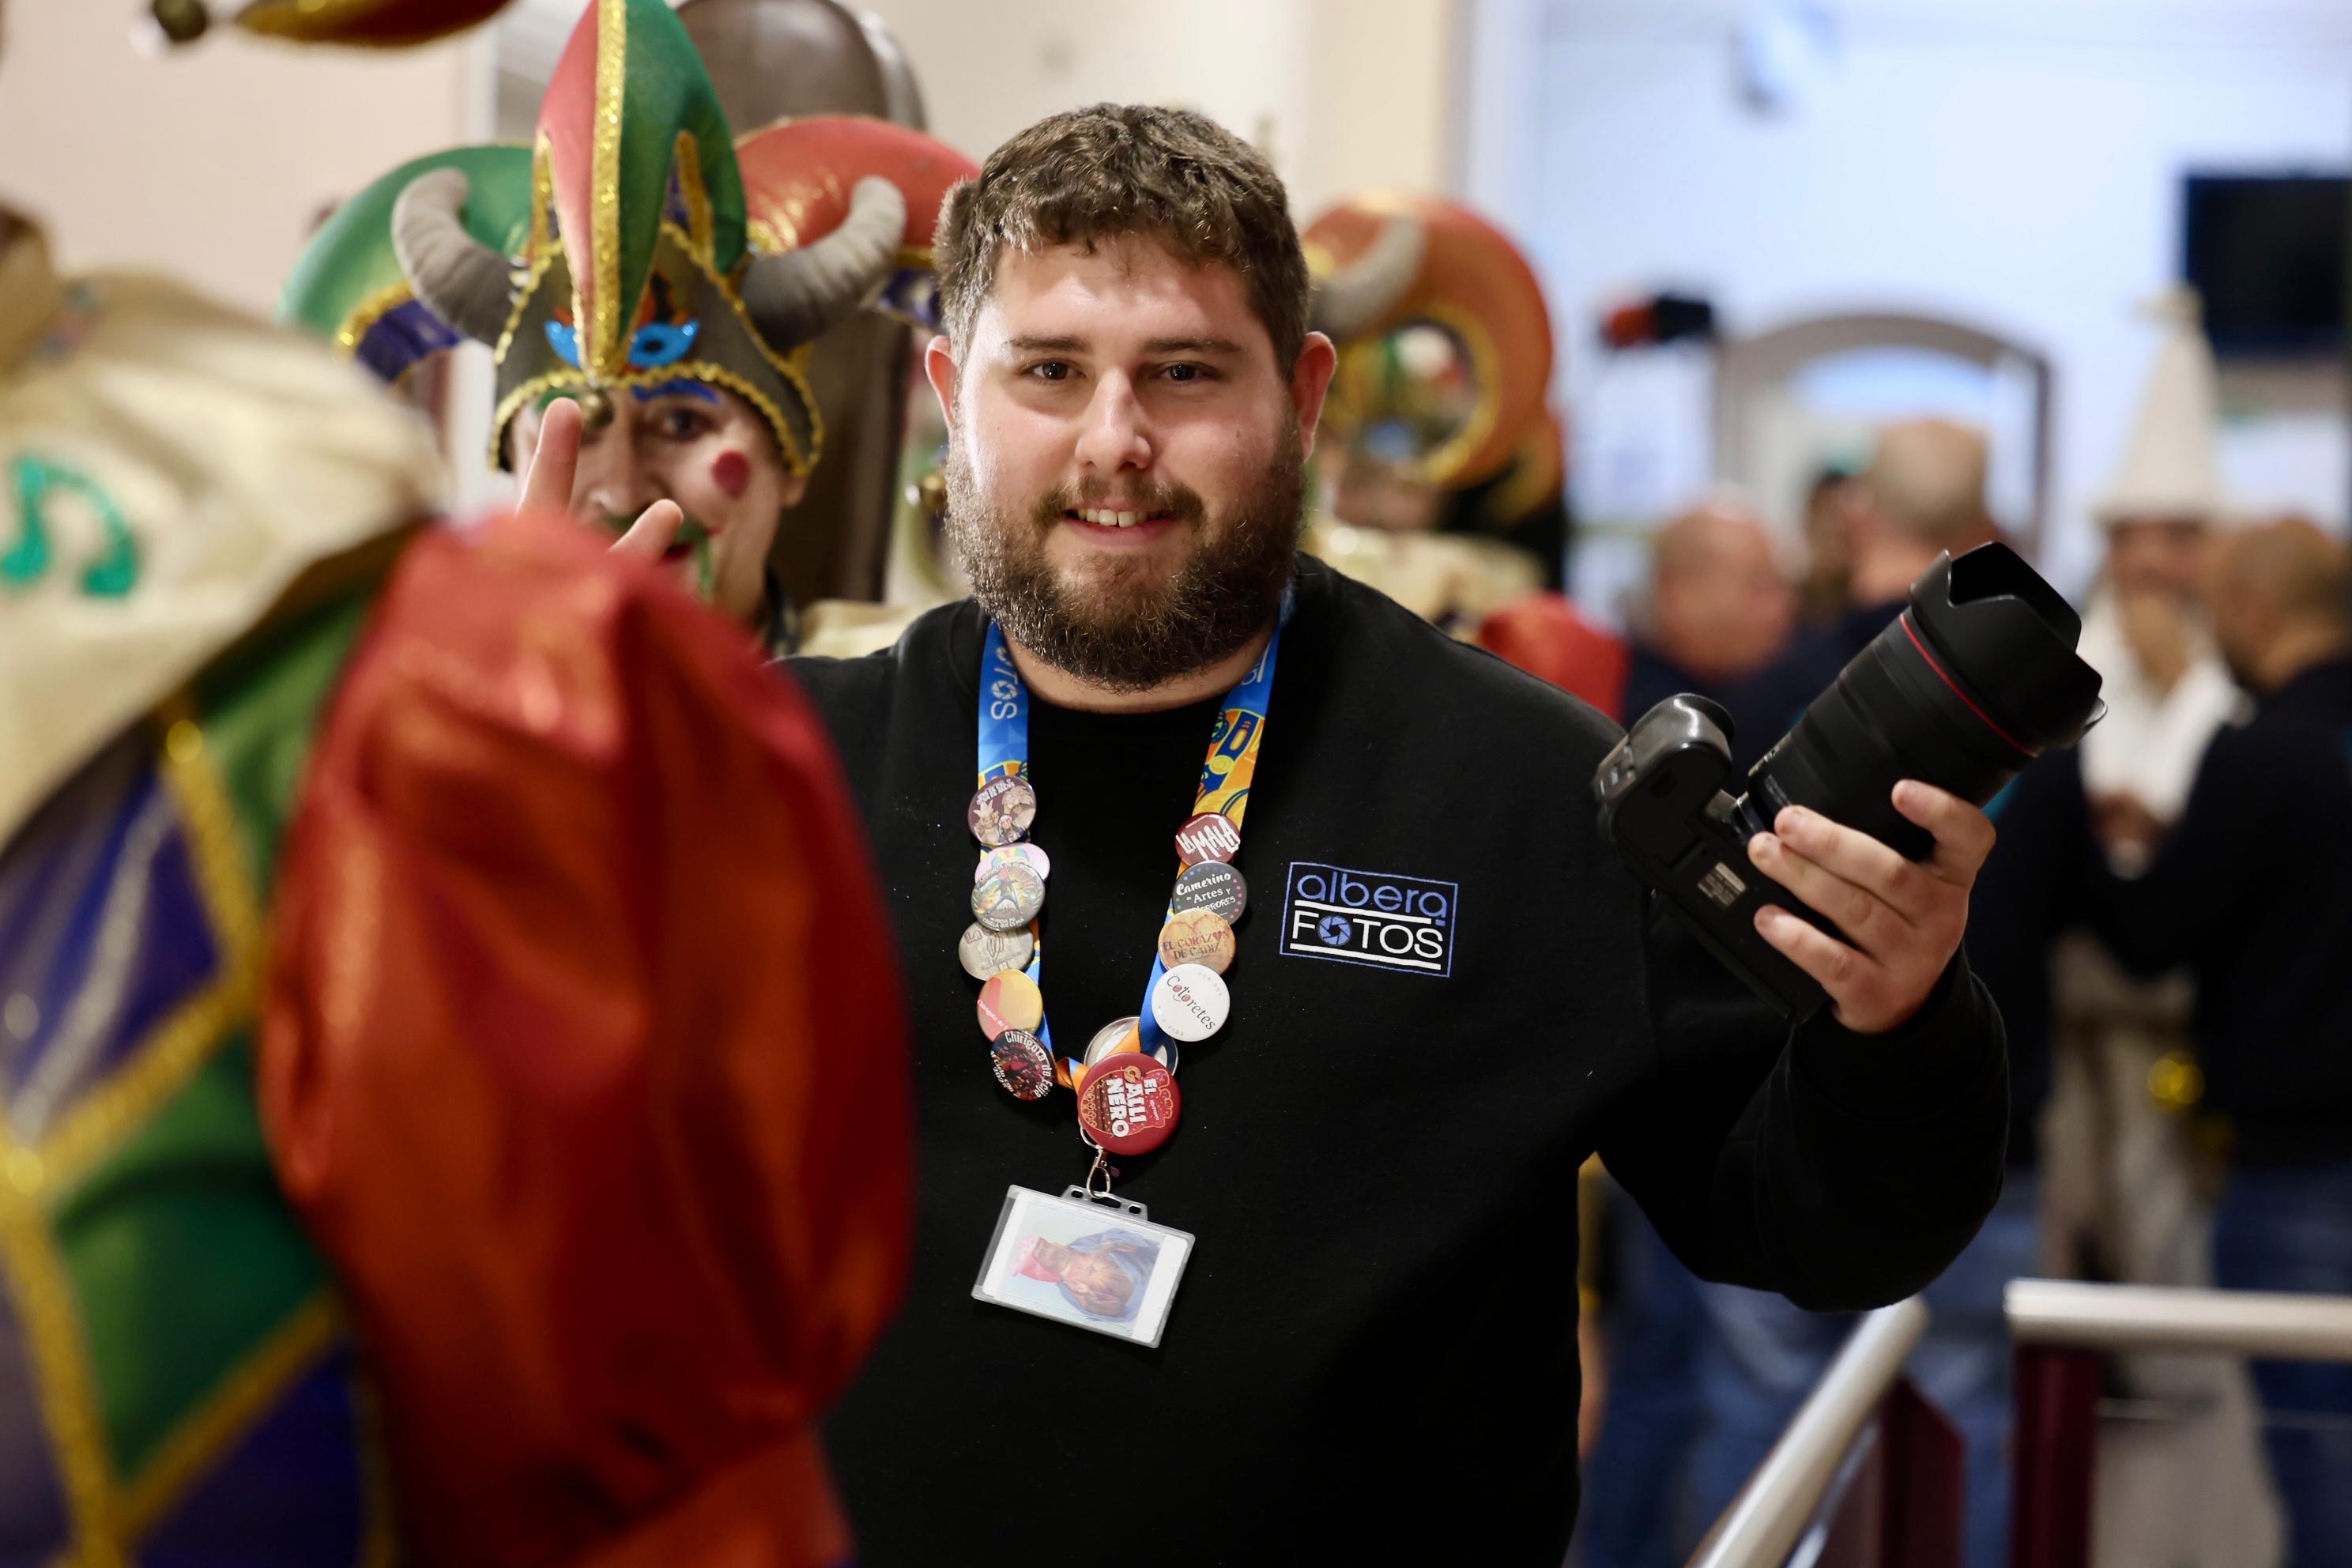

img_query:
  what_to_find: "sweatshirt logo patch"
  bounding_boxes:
[1280,862,1457,978]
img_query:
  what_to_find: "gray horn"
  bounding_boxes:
[1308,213,1427,341]
[390,168,518,345]
[741,175,908,350]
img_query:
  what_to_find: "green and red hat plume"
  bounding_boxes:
[282,0,975,472]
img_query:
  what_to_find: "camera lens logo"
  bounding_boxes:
[1281,861,1459,978]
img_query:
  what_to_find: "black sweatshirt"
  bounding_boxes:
[791,558,2007,1564]
[2075,656,2352,1167]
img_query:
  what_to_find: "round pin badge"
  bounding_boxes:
[957,922,1035,981]
[967,775,1038,847]
[1173,810,1243,867]
[974,842,1051,883]
[1076,1054,1182,1155]
[1150,962,1231,1043]
[1169,861,1248,923]
[978,970,1046,1040]
[1156,908,1236,974]
[1083,1016,1143,1069]
[971,862,1046,933]
[989,1029,1055,1101]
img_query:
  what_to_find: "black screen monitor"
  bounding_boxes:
[2182,172,2348,358]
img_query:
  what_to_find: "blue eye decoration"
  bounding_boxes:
[628,320,699,368]
[544,320,582,368]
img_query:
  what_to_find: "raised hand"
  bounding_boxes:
[518,397,684,562]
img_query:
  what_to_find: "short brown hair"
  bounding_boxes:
[933,104,1310,369]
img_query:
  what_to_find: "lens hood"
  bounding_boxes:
[1907,545,2105,752]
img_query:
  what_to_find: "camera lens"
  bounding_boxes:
[1743,544,2103,860]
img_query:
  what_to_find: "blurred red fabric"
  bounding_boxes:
[1477,593,1632,720]
[260,510,908,1567]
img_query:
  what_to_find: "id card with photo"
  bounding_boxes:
[972,1185,1193,1348]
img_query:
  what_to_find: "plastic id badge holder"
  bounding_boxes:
[971,1185,1195,1348]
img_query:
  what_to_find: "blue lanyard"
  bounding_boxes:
[976,596,1288,1085]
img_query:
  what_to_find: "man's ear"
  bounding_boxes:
[924,334,962,432]
[777,466,812,509]
[1291,331,1340,460]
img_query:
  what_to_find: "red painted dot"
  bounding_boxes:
[710,449,751,499]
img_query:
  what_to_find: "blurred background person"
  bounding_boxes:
[1621,492,1796,719]
[1578,489,1795,1568]
[2076,290,2248,869]
[0,2,912,1562]
[1797,462,1864,627]
[2073,517,2352,1568]
[2033,289,2283,1568]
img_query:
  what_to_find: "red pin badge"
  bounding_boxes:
[1174,811,1242,866]
[1076,1054,1182,1155]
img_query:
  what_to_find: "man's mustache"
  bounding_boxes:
[1029,482,1206,527]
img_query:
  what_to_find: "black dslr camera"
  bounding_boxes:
[1595,543,2104,1020]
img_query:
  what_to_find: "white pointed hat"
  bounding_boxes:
[2093,288,2233,526]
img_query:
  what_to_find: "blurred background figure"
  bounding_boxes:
[0,3,913,1561]
[2034,288,2285,1568]
[1797,462,1864,626]
[2072,517,2352,1568]
[2077,291,2248,869]
[1578,489,1793,1568]
[1623,492,1796,718]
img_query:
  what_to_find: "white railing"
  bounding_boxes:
[1683,1297,1928,1568]
[2005,1279,2352,1360]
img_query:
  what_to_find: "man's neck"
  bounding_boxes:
[1004,620,1278,714]
[2256,622,2352,695]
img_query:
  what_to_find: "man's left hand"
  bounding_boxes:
[1745,781,1995,1035]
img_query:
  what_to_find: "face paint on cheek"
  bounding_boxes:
[710,449,752,499]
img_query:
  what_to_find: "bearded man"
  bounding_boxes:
[650,104,2009,1562]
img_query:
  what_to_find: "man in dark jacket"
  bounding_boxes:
[2077,518,2352,1568]
[788,104,2009,1563]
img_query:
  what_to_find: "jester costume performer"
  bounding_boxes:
[0,7,910,1562]
[281,0,975,655]
[1303,194,1627,712]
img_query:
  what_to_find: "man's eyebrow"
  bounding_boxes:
[1004,334,1087,354]
[1142,336,1245,356]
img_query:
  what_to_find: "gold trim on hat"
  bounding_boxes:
[490,356,819,477]
[587,0,627,379]
[333,279,418,356]
[673,130,717,273]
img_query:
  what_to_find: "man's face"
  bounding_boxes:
[2107,517,2207,599]
[508,383,805,627]
[1655,514,1794,682]
[929,236,1336,689]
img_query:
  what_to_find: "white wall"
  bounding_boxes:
[0,6,489,316]
[493,0,1461,227]
[1466,0,2352,595]
[856,0,1460,221]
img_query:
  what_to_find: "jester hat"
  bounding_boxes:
[1305,194,1558,491]
[282,0,975,473]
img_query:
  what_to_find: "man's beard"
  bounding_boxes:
[944,432,1305,692]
